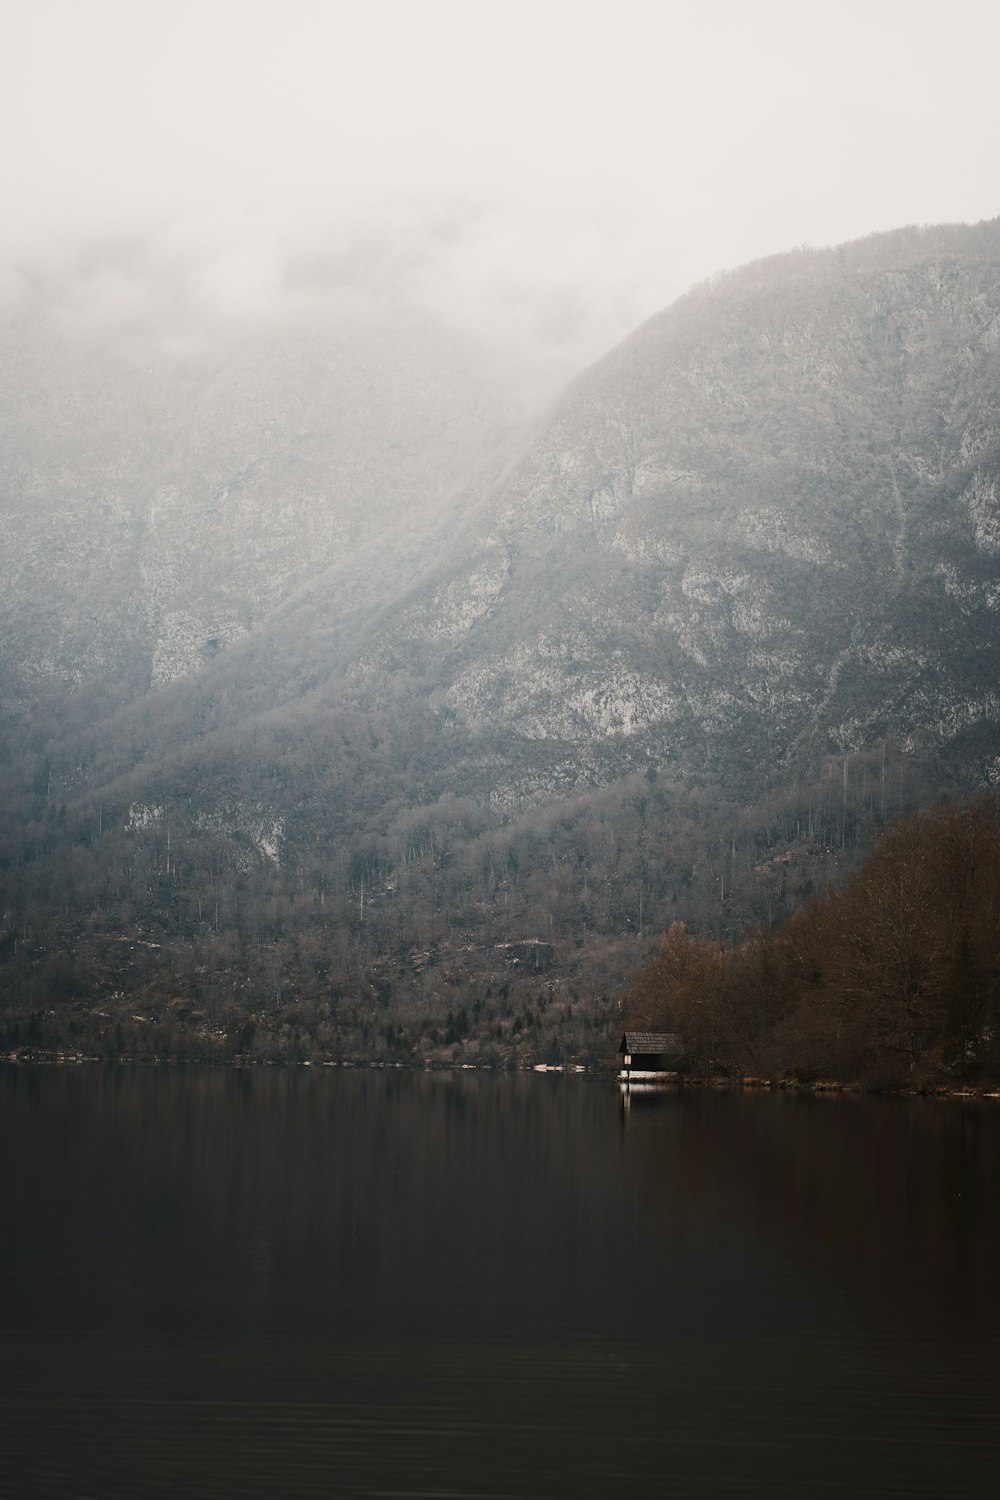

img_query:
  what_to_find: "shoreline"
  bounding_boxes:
[4,1051,1000,1099]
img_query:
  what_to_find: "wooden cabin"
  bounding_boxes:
[618,1030,682,1078]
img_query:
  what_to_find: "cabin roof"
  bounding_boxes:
[620,1031,682,1054]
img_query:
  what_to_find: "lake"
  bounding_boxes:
[2,1065,999,1497]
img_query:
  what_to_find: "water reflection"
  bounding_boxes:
[2,1066,999,1497]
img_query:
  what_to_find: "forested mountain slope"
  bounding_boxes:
[2,222,999,1065]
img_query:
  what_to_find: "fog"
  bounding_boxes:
[4,0,999,387]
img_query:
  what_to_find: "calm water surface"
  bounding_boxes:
[2,1065,999,1498]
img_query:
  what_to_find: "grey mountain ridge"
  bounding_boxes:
[349,222,1000,798]
[7,221,999,804]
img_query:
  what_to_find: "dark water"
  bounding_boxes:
[2,1067,1000,1498]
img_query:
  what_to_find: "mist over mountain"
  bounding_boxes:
[3,221,999,1065]
[0,267,526,731]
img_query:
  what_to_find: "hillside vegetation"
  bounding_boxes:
[625,796,1000,1087]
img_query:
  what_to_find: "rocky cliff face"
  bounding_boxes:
[9,223,998,807]
[355,223,1000,797]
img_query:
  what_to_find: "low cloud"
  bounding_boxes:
[3,0,998,394]
[3,196,691,398]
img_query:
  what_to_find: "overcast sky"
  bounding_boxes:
[3,0,999,385]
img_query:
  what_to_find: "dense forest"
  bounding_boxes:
[0,719,979,1072]
[624,795,1000,1087]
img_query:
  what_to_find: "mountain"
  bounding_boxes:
[356,221,1000,798]
[2,221,999,1065]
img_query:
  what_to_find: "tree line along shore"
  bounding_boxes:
[623,795,1000,1090]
